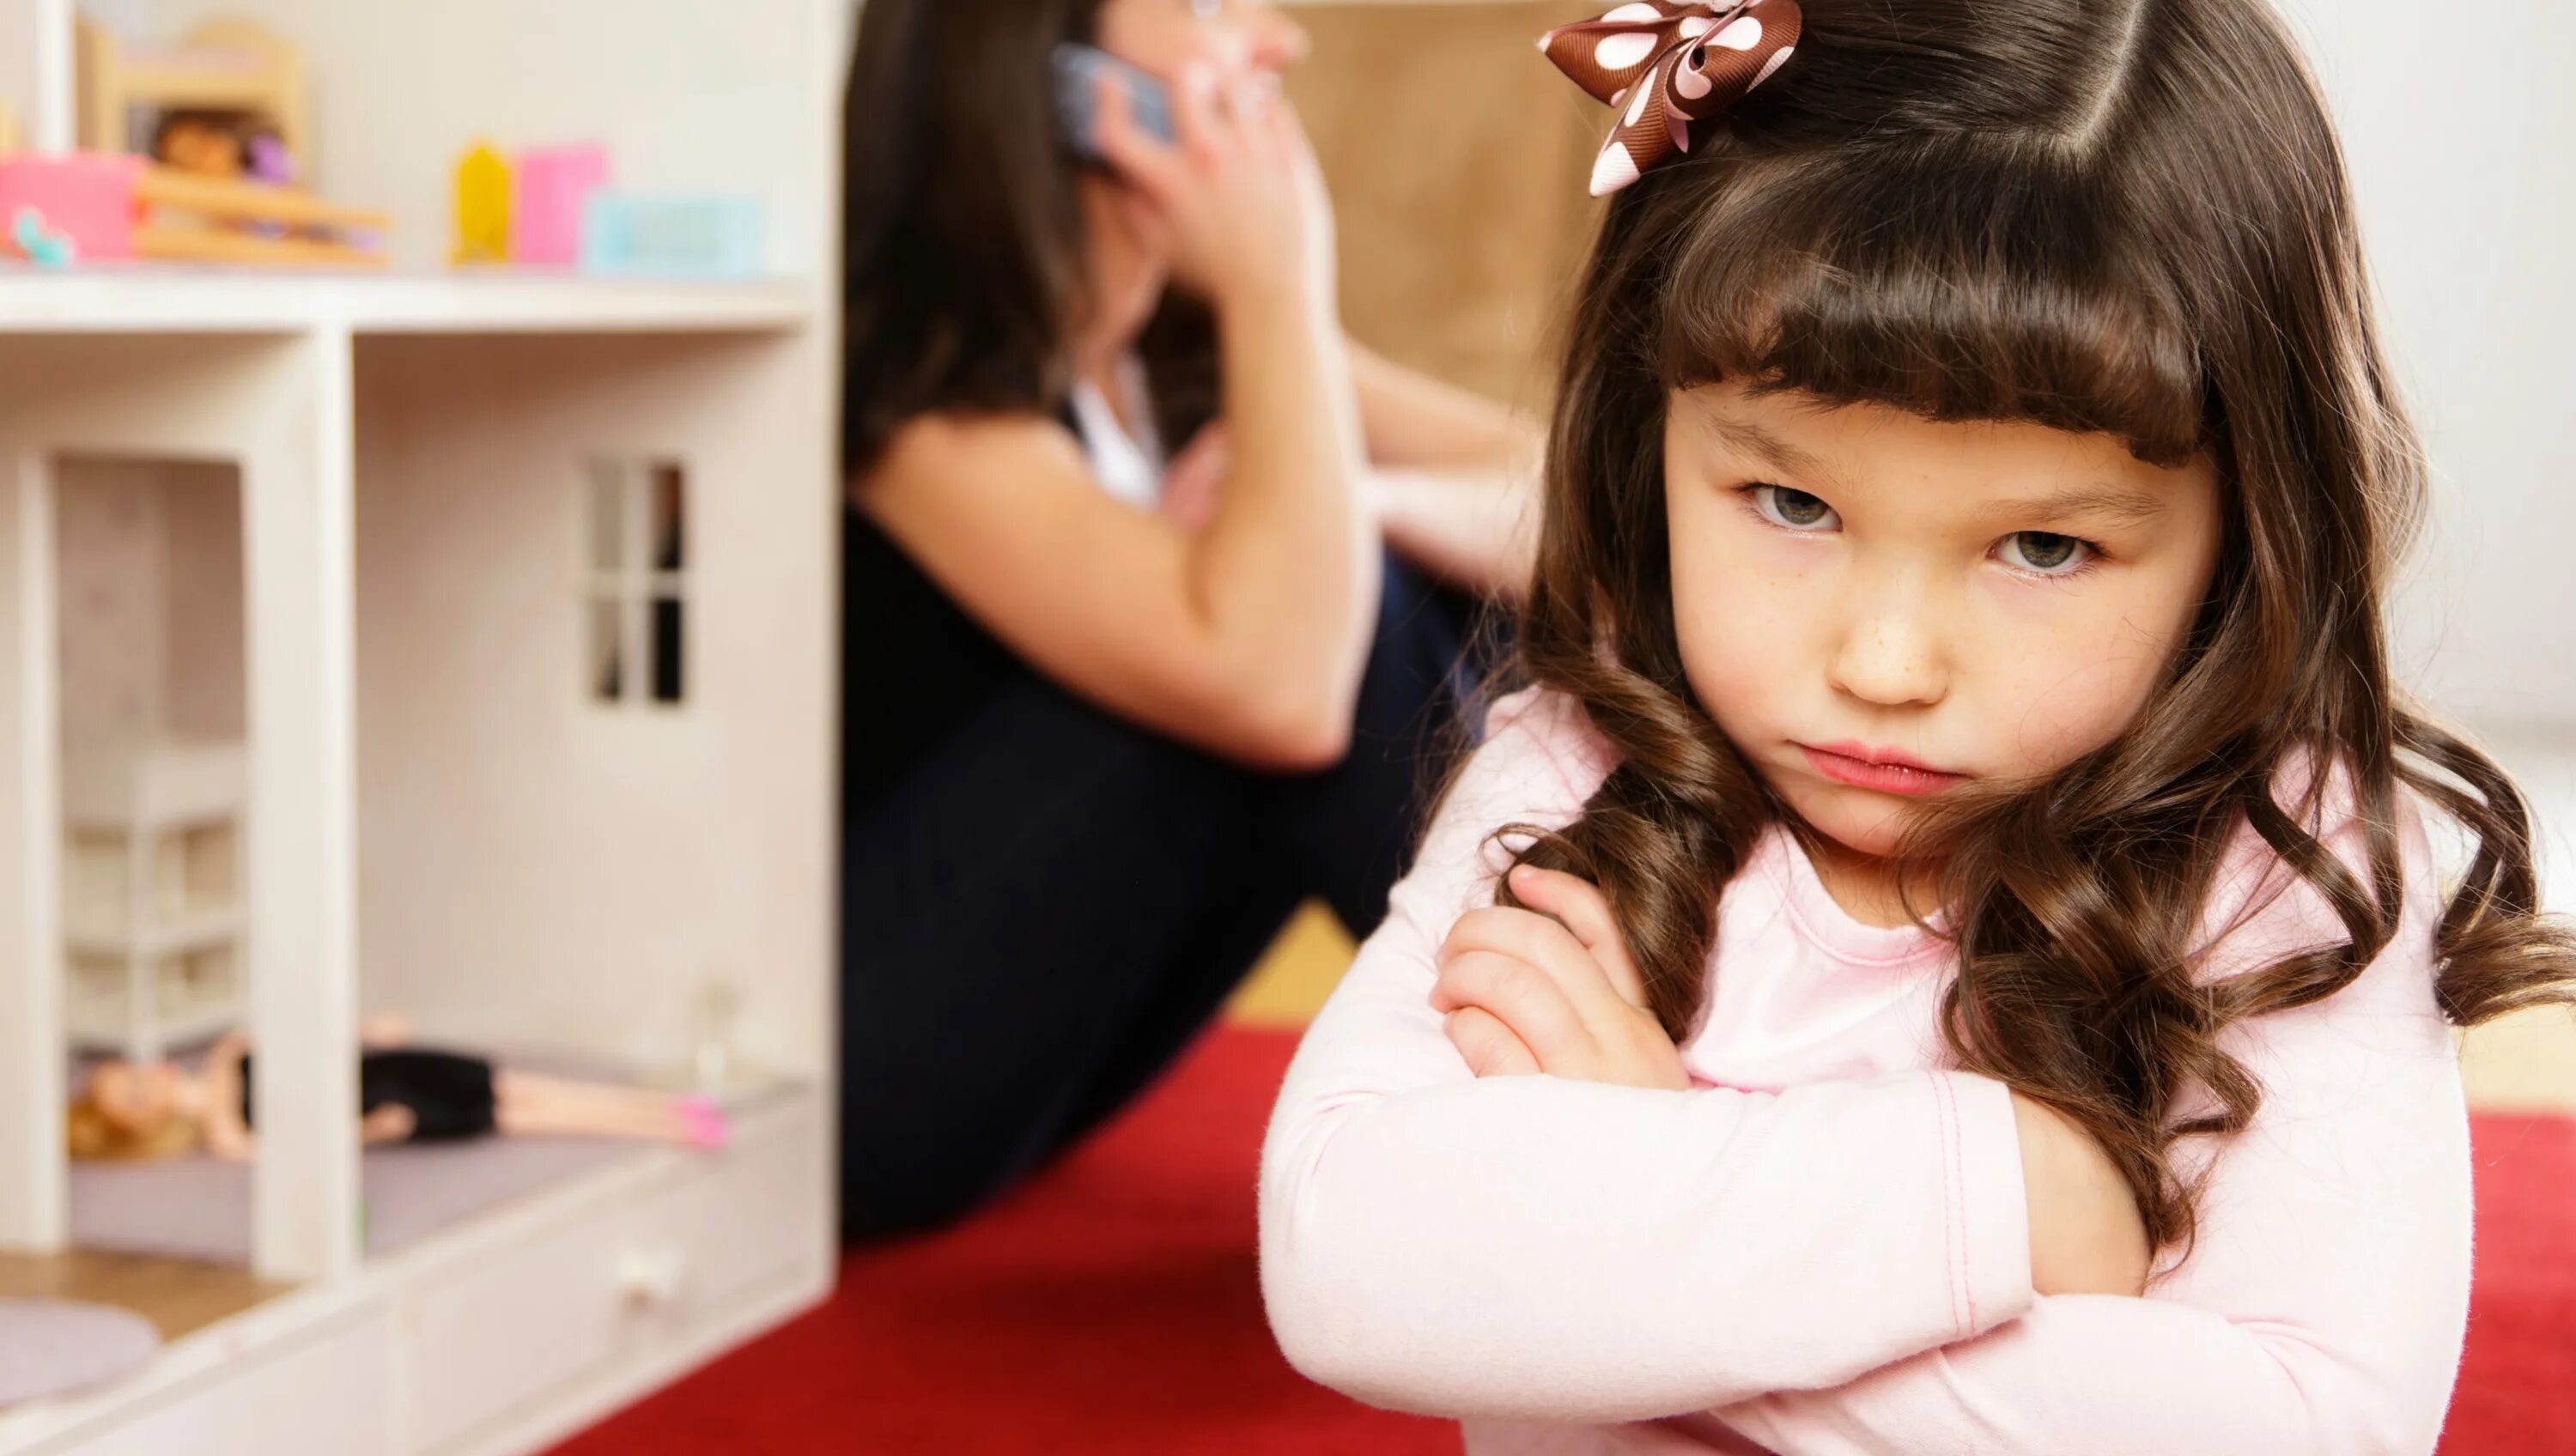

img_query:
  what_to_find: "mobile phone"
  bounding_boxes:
[1053,42,1177,163]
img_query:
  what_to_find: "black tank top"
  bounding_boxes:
[839,507,1024,820]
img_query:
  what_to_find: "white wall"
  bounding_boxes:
[2272,0,2576,735]
[139,0,851,276]
[351,332,835,1078]
[52,458,242,763]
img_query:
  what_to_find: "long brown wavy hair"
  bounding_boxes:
[1498,0,2576,1262]
[840,0,1222,476]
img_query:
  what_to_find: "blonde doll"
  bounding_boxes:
[70,1015,726,1162]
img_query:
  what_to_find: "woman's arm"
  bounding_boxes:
[1346,337,1533,470]
[1348,341,1544,599]
[1711,792,2471,1456]
[859,73,1371,772]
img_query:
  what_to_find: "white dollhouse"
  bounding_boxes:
[0,1,847,1451]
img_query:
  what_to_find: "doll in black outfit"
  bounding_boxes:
[68,1015,728,1161]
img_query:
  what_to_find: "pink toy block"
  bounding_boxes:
[510,143,610,267]
[0,154,147,263]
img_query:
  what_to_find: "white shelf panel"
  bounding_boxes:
[66,1000,242,1050]
[0,268,818,336]
[68,904,244,958]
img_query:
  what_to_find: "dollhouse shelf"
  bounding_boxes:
[0,268,816,335]
[66,906,243,960]
[0,0,843,1449]
[64,992,240,1051]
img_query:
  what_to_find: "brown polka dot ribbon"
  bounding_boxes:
[1540,0,1802,196]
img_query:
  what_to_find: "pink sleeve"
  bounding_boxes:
[1715,771,2474,1456]
[1258,690,2037,1423]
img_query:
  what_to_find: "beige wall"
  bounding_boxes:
[1287,2,1605,410]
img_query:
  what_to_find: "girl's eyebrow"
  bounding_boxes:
[1692,406,1842,490]
[1694,403,2172,528]
[1971,483,2170,528]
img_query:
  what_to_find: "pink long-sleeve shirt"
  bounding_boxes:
[1260,688,2472,1455]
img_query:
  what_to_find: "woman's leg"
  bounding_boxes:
[839,670,1273,1240]
[841,556,1494,1238]
[1044,553,1495,1144]
[1261,551,1495,936]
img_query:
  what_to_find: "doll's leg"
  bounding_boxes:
[491,1071,722,1145]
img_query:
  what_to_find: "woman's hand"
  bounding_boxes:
[1431,864,1689,1091]
[1093,61,1336,318]
[2012,1093,2154,1297]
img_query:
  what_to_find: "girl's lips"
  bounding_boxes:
[1799,744,1967,797]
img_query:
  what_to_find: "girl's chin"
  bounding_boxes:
[1781,787,1921,862]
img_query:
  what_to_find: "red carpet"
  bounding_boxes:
[2446,1113,2576,1455]
[551,1027,2575,1455]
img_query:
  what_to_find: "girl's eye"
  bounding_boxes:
[1999,531,2093,576]
[1750,484,1838,531]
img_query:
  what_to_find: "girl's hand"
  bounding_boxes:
[1157,422,1230,534]
[2012,1093,2154,1297]
[1093,63,1336,318]
[1431,864,1688,1091]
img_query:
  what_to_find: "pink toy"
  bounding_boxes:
[510,143,610,267]
[0,154,147,263]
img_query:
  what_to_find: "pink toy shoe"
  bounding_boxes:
[675,1095,731,1150]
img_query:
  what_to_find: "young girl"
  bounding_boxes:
[1259,1,2576,1452]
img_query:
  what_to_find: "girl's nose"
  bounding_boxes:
[1828,592,1949,710]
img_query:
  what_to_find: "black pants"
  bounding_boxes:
[839,556,1486,1241]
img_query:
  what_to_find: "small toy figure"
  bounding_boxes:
[453,141,512,264]
[68,1014,727,1162]
[152,109,252,178]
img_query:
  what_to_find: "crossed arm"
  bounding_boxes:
[1258,697,2471,1453]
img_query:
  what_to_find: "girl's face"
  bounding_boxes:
[1663,380,2223,868]
[1095,0,1309,86]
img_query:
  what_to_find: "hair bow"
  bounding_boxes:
[1540,0,1802,197]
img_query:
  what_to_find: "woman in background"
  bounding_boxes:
[839,0,1539,1238]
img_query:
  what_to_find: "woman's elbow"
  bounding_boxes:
[1206,676,1357,773]
[1249,707,1354,774]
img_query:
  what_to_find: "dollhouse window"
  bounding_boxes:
[585,458,689,706]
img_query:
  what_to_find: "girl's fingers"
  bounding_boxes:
[1507,864,1652,1010]
[1442,905,1636,1037]
[1444,1006,1540,1077]
[1431,949,1589,1071]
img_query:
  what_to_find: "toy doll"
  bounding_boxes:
[68,1014,727,1162]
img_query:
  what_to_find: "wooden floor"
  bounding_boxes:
[0,1248,286,1341]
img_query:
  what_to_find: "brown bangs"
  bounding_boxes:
[1648,141,2208,466]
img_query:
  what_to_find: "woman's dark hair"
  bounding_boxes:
[1498,0,2576,1265]
[841,0,1219,474]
